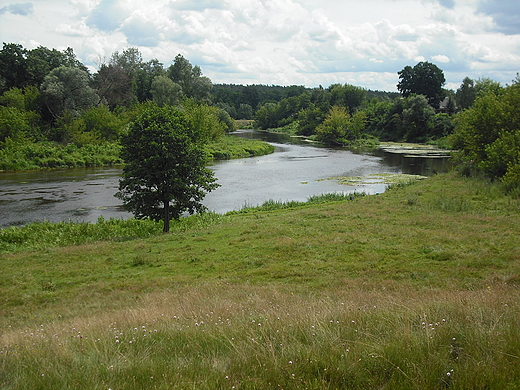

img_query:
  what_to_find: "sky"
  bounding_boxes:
[1,0,519,92]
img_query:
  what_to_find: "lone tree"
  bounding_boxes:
[116,103,219,232]
[397,61,446,107]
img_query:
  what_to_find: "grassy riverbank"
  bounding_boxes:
[1,173,520,389]
[0,135,273,171]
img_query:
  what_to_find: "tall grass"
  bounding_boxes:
[229,192,366,214]
[2,285,520,389]
[0,141,123,170]
[0,213,223,253]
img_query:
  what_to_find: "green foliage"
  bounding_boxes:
[315,106,366,145]
[168,54,212,101]
[455,76,476,110]
[0,106,32,143]
[94,64,135,108]
[329,83,366,112]
[402,95,435,142]
[0,43,277,173]
[365,95,452,143]
[431,113,454,138]
[254,102,280,129]
[150,75,182,106]
[181,100,226,142]
[40,66,98,118]
[52,105,125,145]
[451,83,520,190]
[0,43,29,91]
[205,135,274,159]
[116,104,220,232]
[255,93,313,131]
[217,108,237,132]
[297,104,324,136]
[0,139,122,170]
[230,192,365,214]
[81,105,125,142]
[397,61,446,107]
[237,103,253,119]
[0,86,43,141]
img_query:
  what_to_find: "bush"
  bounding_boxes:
[451,83,520,190]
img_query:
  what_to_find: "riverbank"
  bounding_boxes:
[0,135,274,171]
[2,172,520,389]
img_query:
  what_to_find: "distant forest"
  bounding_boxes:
[211,83,399,119]
[0,42,482,147]
[1,42,519,190]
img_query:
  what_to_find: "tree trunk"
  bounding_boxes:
[163,200,170,233]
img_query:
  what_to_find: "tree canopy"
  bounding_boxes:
[451,81,520,190]
[116,104,219,232]
[397,61,446,107]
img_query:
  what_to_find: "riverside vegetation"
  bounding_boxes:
[1,172,520,389]
[2,43,520,389]
[0,135,274,171]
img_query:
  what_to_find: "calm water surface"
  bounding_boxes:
[0,130,449,227]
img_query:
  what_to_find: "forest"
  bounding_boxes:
[0,42,519,192]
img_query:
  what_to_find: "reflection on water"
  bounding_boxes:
[0,130,452,227]
[0,167,129,227]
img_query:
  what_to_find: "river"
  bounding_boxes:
[0,130,450,227]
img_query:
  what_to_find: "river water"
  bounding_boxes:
[0,130,450,227]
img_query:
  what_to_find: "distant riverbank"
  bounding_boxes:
[0,135,274,171]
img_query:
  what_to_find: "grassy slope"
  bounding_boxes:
[1,173,520,389]
[0,136,273,171]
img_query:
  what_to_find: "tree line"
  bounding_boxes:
[248,62,504,146]
[0,43,233,152]
[1,42,518,195]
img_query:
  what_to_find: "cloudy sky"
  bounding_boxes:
[1,0,519,91]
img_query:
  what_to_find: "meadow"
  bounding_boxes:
[1,173,520,389]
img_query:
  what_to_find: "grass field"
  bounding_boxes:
[1,173,520,389]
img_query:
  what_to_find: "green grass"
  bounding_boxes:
[0,141,124,170]
[1,173,520,389]
[0,136,274,171]
[205,135,275,160]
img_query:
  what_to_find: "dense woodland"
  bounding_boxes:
[0,43,519,192]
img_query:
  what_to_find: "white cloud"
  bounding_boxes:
[432,54,450,63]
[55,21,91,37]
[0,0,518,90]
